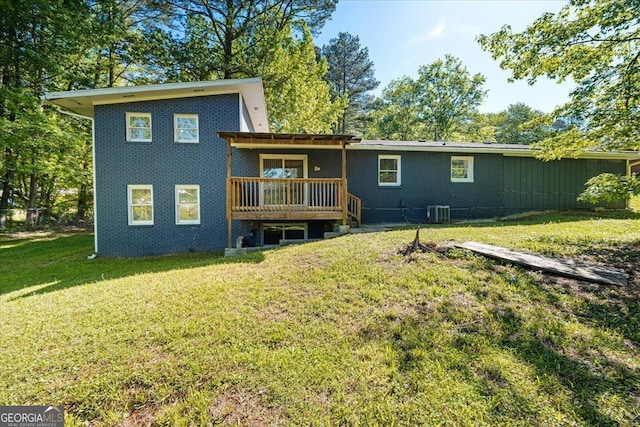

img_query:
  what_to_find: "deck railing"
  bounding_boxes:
[347,193,362,226]
[229,177,362,224]
[229,177,343,214]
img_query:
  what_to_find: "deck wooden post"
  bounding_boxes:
[341,140,348,225]
[226,138,232,248]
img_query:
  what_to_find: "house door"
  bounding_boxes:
[260,155,307,206]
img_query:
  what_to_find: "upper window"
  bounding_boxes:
[378,155,401,186]
[128,185,153,225]
[175,185,200,225]
[126,113,152,142]
[451,156,474,183]
[174,114,199,143]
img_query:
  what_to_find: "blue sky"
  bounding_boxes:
[315,0,572,113]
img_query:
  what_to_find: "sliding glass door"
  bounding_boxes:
[260,155,307,206]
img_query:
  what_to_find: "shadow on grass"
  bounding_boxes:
[530,239,640,345]
[0,231,264,299]
[361,306,638,426]
[495,307,639,427]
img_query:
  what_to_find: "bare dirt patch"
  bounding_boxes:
[209,387,286,426]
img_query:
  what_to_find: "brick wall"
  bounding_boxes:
[94,94,240,257]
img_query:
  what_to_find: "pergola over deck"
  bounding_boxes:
[218,132,362,248]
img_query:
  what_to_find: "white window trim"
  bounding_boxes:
[175,184,201,225]
[451,156,474,183]
[174,114,199,143]
[378,154,401,186]
[126,112,152,142]
[259,154,308,178]
[127,184,154,225]
[259,154,308,206]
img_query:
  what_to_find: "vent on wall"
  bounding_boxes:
[427,205,450,223]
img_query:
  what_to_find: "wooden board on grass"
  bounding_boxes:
[455,241,627,286]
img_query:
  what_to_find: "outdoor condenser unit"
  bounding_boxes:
[427,205,451,223]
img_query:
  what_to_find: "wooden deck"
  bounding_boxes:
[228,177,361,223]
[456,241,627,286]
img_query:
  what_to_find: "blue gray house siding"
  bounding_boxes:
[94,94,240,257]
[347,150,505,222]
[502,156,626,213]
[346,150,626,223]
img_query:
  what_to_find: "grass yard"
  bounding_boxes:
[1,211,640,426]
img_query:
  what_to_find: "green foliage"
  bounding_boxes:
[155,0,337,80]
[478,0,640,155]
[259,25,345,133]
[495,102,551,145]
[2,212,640,425]
[0,88,91,227]
[321,32,379,135]
[578,173,640,204]
[370,76,423,140]
[450,112,499,143]
[368,56,486,141]
[416,55,487,141]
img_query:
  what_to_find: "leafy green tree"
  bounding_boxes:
[157,0,336,80]
[147,14,219,83]
[60,0,170,89]
[450,112,498,143]
[0,0,90,227]
[258,25,345,133]
[495,103,550,145]
[415,55,486,141]
[369,76,423,141]
[578,173,640,205]
[478,0,640,202]
[321,32,379,135]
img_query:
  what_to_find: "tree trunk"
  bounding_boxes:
[0,145,15,229]
[0,170,14,229]
[39,175,56,225]
[25,170,38,229]
[77,184,89,223]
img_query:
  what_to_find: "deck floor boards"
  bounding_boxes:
[455,241,627,286]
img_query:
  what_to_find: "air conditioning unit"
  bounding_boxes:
[427,205,450,223]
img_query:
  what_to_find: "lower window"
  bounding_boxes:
[175,185,200,225]
[263,223,307,245]
[127,184,154,225]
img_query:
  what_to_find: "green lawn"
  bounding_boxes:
[1,212,639,426]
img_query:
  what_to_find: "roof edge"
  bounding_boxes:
[43,78,264,101]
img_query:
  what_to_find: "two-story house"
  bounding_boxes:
[45,78,638,257]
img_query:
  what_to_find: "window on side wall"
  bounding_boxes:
[128,185,153,225]
[451,156,474,183]
[175,185,200,225]
[174,114,199,143]
[126,112,152,142]
[378,155,401,186]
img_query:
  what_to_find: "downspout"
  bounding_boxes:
[52,106,97,256]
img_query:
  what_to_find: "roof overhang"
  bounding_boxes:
[43,78,269,131]
[350,140,640,161]
[219,131,361,149]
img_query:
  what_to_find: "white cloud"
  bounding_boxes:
[411,18,447,44]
